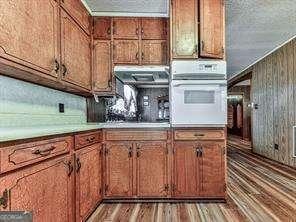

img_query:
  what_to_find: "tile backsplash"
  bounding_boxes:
[0,76,87,127]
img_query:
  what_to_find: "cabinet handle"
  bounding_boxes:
[76,158,82,173]
[136,52,139,60]
[108,80,112,88]
[196,147,200,157]
[141,52,144,60]
[141,28,144,35]
[32,146,56,156]
[62,64,67,76]
[64,160,73,177]
[200,147,203,157]
[128,147,133,158]
[136,28,139,35]
[201,41,205,51]
[86,136,95,143]
[194,133,205,137]
[107,27,111,35]
[54,59,59,73]
[113,22,116,35]
[0,189,8,209]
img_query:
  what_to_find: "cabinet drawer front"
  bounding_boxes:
[174,130,225,140]
[105,130,168,141]
[74,131,102,149]
[0,136,72,173]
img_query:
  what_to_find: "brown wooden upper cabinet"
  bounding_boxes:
[93,17,112,40]
[93,40,113,92]
[0,0,60,78]
[141,18,167,40]
[200,0,225,59]
[142,40,167,65]
[60,0,91,35]
[113,40,140,64]
[171,0,198,58]
[60,9,91,90]
[113,18,139,39]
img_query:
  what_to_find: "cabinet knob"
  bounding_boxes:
[0,189,8,209]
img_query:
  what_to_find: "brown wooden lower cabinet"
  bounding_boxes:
[105,142,133,198]
[136,142,168,197]
[75,144,103,222]
[173,141,200,197]
[173,140,226,198]
[0,155,74,222]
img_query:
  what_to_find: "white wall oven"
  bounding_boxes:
[170,60,227,126]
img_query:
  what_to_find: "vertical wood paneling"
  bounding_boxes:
[251,39,296,168]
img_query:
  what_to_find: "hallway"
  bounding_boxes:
[88,141,296,222]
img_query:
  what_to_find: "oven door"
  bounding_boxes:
[170,80,227,125]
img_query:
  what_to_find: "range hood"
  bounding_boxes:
[114,65,170,86]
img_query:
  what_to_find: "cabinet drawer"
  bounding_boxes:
[0,136,72,174]
[174,130,225,141]
[74,131,102,149]
[105,130,168,141]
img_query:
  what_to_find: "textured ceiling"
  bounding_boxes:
[226,0,296,79]
[82,0,169,17]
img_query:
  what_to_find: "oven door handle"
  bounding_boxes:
[171,80,227,87]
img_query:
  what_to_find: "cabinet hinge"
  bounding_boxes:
[224,184,227,192]
[222,47,225,54]
[164,184,169,192]
[0,189,8,209]
[223,146,226,155]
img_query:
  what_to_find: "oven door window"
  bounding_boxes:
[184,90,215,104]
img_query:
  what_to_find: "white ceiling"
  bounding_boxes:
[226,0,296,79]
[82,0,296,79]
[82,0,169,17]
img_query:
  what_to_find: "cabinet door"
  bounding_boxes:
[200,142,225,197]
[60,0,90,34]
[113,18,139,39]
[113,40,139,64]
[61,9,91,90]
[75,144,103,222]
[93,40,112,92]
[0,156,74,222]
[0,0,59,77]
[93,18,112,40]
[105,142,133,197]
[141,18,167,40]
[142,40,167,65]
[200,0,224,59]
[173,142,200,197]
[136,142,168,197]
[171,0,198,58]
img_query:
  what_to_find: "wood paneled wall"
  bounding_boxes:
[251,38,296,168]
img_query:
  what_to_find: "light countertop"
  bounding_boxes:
[0,122,171,143]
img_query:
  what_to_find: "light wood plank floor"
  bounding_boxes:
[88,140,296,222]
